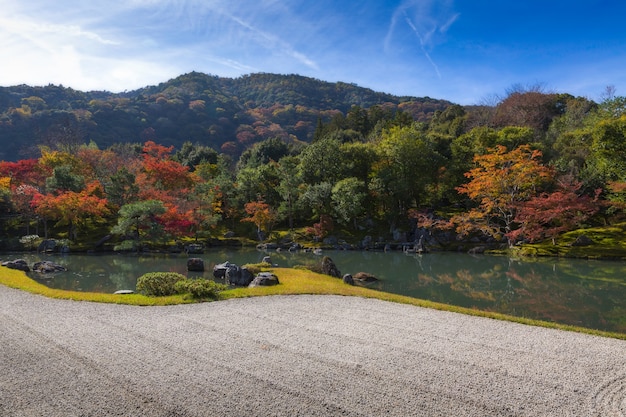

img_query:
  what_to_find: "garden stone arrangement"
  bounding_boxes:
[213,261,279,287]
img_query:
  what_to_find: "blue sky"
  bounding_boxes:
[2,0,625,105]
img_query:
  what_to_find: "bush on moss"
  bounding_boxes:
[174,279,228,300]
[241,262,271,276]
[136,272,186,296]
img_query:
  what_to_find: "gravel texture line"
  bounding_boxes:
[1,284,625,416]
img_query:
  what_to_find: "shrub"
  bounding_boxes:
[174,279,228,300]
[136,272,186,296]
[241,262,271,276]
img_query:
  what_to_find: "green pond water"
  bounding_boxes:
[3,249,625,334]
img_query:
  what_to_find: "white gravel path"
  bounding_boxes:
[1,284,625,416]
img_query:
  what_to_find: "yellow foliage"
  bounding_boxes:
[0,176,10,191]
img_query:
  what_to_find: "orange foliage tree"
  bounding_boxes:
[454,145,553,245]
[32,181,110,239]
[241,200,277,241]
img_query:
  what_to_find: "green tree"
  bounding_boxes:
[276,156,302,230]
[374,124,444,218]
[111,200,166,249]
[173,141,218,171]
[237,137,289,169]
[331,177,366,229]
[300,182,333,217]
[591,115,626,181]
[107,167,139,208]
[299,137,343,184]
[46,165,85,193]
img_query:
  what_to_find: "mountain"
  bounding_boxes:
[0,72,453,161]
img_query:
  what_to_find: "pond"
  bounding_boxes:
[2,249,625,334]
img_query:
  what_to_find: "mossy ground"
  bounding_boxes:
[514,222,626,260]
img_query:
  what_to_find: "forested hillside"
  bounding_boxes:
[0,72,450,161]
[2,73,626,254]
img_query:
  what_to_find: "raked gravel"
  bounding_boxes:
[1,284,625,416]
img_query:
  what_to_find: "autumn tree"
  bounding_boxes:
[140,141,194,191]
[509,179,600,244]
[33,181,109,240]
[455,144,553,245]
[241,200,277,241]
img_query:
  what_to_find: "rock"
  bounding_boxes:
[342,274,355,285]
[185,243,204,254]
[571,235,594,247]
[353,272,378,283]
[213,261,234,279]
[248,272,280,288]
[227,265,255,286]
[362,235,372,248]
[468,246,486,254]
[262,256,272,264]
[32,261,66,274]
[225,264,241,285]
[238,267,255,286]
[257,243,278,250]
[114,290,134,295]
[187,258,205,272]
[2,259,30,272]
[37,239,56,253]
[321,256,341,278]
[223,230,236,238]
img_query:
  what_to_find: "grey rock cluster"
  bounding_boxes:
[213,261,278,287]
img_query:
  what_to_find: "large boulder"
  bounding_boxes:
[32,261,66,274]
[248,272,279,288]
[213,261,234,279]
[321,256,341,278]
[37,239,56,253]
[225,264,241,285]
[353,272,378,283]
[571,235,594,247]
[187,258,205,272]
[238,267,255,286]
[2,259,30,272]
[225,264,255,286]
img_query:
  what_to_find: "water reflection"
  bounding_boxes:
[2,250,625,333]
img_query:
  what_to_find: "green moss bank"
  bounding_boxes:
[512,222,626,260]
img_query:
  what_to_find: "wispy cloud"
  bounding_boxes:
[225,13,319,70]
[385,0,458,79]
[403,14,441,79]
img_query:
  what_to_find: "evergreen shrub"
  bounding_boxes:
[136,272,186,296]
[174,279,228,299]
